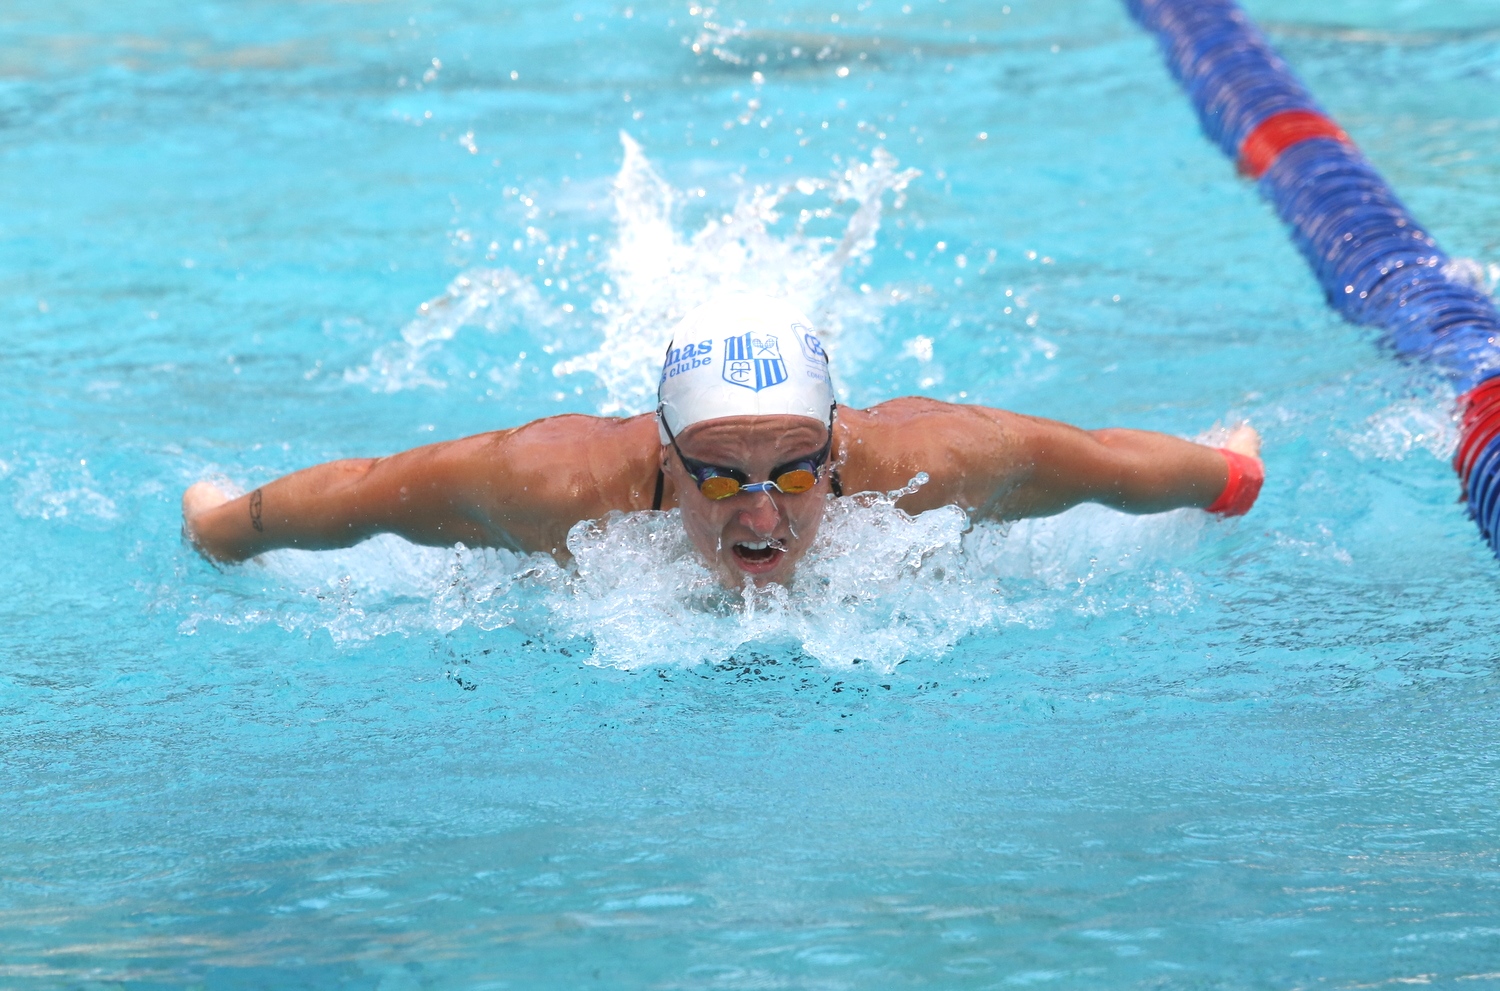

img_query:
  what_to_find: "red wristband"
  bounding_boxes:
[1205,448,1264,517]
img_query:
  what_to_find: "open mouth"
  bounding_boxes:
[731,539,785,571]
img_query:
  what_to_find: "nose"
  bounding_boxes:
[736,489,781,537]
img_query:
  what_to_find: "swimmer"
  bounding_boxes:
[182,294,1263,587]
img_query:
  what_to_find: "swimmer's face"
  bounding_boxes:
[663,414,834,588]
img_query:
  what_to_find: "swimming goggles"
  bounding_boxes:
[659,404,836,501]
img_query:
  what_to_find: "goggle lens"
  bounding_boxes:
[660,403,836,502]
[699,476,744,501]
[772,468,818,494]
[694,466,821,500]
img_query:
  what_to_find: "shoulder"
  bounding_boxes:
[416,413,659,557]
[842,397,1018,432]
[489,412,662,511]
[836,398,1029,513]
[499,411,657,451]
[838,398,1022,466]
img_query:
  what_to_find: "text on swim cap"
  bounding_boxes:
[662,339,714,382]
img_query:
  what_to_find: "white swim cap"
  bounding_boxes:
[657,294,834,443]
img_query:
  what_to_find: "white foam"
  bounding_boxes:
[1443,257,1500,298]
[178,480,1207,670]
[176,536,545,645]
[345,133,917,409]
[557,133,918,414]
[1347,397,1457,463]
[344,268,564,393]
[13,458,119,523]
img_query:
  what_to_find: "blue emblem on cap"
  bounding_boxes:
[722,332,788,392]
[795,324,824,360]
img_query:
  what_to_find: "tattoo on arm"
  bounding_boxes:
[249,488,264,532]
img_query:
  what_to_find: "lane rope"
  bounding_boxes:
[1123,0,1500,554]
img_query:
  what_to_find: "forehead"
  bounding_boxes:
[675,415,827,462]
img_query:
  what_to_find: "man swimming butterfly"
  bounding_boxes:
[182,294,1264,587]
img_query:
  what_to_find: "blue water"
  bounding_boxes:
[5,0,1500,986]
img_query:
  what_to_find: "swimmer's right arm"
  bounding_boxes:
[181,434,508,563]
[181,414,660,563]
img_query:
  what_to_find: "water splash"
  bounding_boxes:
[175,537,545,644]
[346,135,916,408]
[345,268,562,393]
[548,480,996,671]
[689,6,748,65]
[1443,257,1500,298]
[176,483,1206,671]
[1348,396,1458,462]
[556,133,919,414]
[12,457,119,524]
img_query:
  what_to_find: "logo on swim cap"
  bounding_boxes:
[722,332,788,392]
[656,293,834,443]
[798,325,822,359]
[795,325,828,373]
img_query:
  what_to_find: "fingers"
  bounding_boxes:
[1222,422,1262,461]
[182,481,231,532]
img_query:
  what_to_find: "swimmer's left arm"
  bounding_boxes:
[980,417,1262,520]
[850,400,1262,521]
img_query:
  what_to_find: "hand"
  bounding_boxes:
[1223,422,1262,461]
[182,481,232,550]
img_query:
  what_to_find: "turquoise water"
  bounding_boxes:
[5,0,1500,986]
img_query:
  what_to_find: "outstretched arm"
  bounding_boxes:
[181,414,662,563]
[986,418,1261,520]
[183,434,509,562]
[840,399,1263,521]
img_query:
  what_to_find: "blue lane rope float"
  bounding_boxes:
[1122,0,1500,554]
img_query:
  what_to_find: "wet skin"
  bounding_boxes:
[663,415,833,588]
[182,397,1262,586]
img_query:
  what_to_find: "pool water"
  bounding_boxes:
[5,0,1500,986]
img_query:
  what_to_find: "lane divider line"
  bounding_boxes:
[1124,0,1500,554]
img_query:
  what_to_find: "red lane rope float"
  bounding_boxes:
[1455,377,1500,492]
[1237,109,1352,179]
